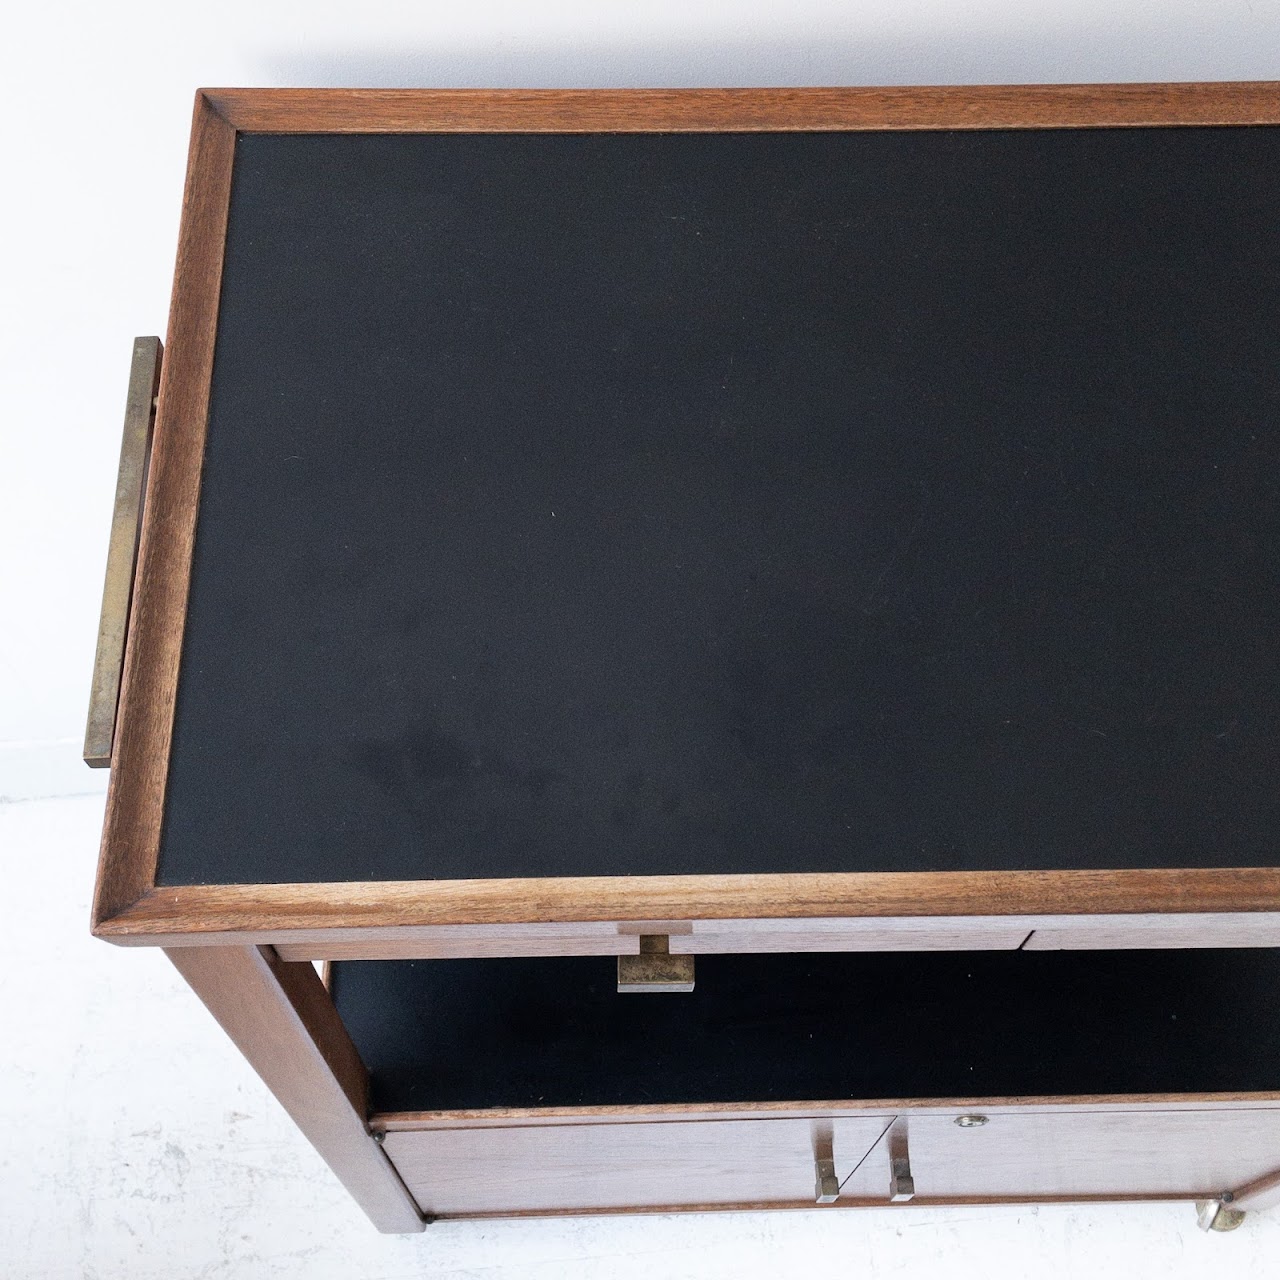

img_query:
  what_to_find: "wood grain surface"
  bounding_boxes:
[95,871,1280,949]
[370,1096,1280,1131]
[842,1109,1280,1203]
[203,83,1280,134]
[384,1115,894,1215]
[92,95,235,927]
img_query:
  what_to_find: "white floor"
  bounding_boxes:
[2,791,1277,1279]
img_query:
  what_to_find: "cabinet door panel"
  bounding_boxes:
[840,1109,1280,1201]
[385,1116,888,1215]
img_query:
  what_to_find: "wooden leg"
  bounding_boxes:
[166,944,425,1233]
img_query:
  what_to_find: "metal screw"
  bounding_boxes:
[954,1114,989,1128]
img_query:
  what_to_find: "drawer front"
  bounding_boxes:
[384,1116,890,1215]
[278,916,1036,962]
[841,1108,1280,1202]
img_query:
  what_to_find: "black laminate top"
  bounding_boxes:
[330,949,1280,1111]
[159,127,1280,887]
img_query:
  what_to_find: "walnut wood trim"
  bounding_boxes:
[203,83,1280,134]
[1022,913,1280,949]
[167,944,425,1233]
[92,93,235,928]
[371,1096,1280,1132]
[93,869,1280,947]
[270,909,1280,962]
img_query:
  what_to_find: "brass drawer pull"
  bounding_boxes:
[616,935,695,993]
[84,336,162,768]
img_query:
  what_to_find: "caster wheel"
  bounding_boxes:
[1196,1199,1246,1232]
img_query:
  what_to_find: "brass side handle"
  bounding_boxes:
[84,336,163,768]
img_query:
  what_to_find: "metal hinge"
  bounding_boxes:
[888,1118,915,1202]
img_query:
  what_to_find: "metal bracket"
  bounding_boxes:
[814,1128,839,1204]
[84,336,163,768]
[616,935,695,993]
[888,1119,915,1202]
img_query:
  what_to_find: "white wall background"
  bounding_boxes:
[2,2,1280,1276]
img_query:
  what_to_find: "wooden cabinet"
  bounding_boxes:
[92,84,1280,960]
[90,84,1280,1233]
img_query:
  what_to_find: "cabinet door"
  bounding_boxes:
[840,1108,1280,1202]
[385,1116,890,1216]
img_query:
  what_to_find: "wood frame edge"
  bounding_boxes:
[92,869,1280,945]
[200,82,1280,134]
[91,92,236,930]
[370,1092,1280,1132]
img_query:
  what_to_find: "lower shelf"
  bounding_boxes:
[330,949,1280,1219]
[379,1104,1280,1217]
